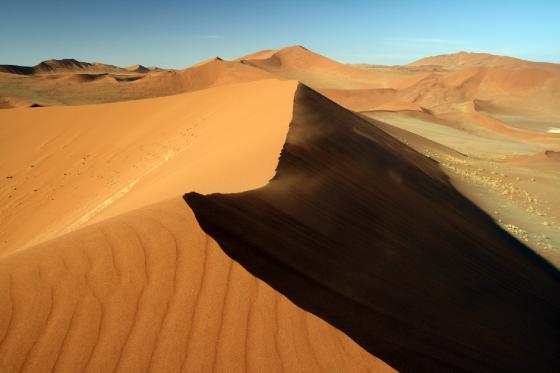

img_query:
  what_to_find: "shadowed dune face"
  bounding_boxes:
[186,85,560,372]
[0,199,394,373]
[1,47,560,372]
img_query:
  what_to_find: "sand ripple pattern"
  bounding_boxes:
[0,200,393,373]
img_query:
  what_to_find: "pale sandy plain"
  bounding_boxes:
[0,46,559,372]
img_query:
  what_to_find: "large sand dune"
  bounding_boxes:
[0,79,297,255]
[0,198,393,373]
[186,85,560,372]
[1,46,560,372]
[0,78,398,372]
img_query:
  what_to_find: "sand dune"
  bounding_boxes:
[235,49,278,61]
[0,78,398,372]
[506,150,560,165]
[186,84,560,372]
[373,66,560,117]
[0,59,130,75]
[0,79,297,255]
[319,88,398,112]
[308,50,560,136]
[125,64,150,73]
[2,46,560,372]
[139,57,274,94]
[4,47,558,117]
[0,96,37,109]
[0,198,393,373]
[0,56,274,107]
[242,46,429,89]
[368,102,427,113]
[410,51,560,71]
[360,114,465,159]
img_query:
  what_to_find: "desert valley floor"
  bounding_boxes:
[0,46,559,372]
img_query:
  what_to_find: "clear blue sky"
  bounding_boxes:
[1,0,559,68]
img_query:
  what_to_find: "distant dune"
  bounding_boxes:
[241,46,430,89]
[235,49,277,61]
[0,56,275,107]
[409,51,560,71]
[506,150,560,164]
[0,96,37,109]
[124,64,150,73]
[0,59,130,75]
[140,56,275,93]
[3,47,559,118]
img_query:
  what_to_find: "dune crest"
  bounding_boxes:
[2,44,560,373]
[186,84,560,372]
[243,45,429,89]
[0,79,297,255]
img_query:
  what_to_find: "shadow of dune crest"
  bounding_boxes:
[185,83,560,373]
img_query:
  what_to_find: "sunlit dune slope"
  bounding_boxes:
[0,79,297,255]
[242,46,429,89]
[323,64,560,119]
[186,84,560,372]
[0,57,273,107]
[0,198,394,373]
[409,51,560,71]
[139,57,275,95]
[234,49,278,61]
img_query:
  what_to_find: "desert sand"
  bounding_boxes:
[0,198,393,373]
[1,46,560,372]
[0,79,298,255]
[0,78,396,372]
[187,85,560,372]
[0,55,273,107]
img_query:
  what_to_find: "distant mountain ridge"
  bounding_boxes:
[0,58,163,75]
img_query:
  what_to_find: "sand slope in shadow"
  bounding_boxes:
[186,84,560,372]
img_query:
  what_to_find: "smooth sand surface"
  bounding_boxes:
[0,79,297,255]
